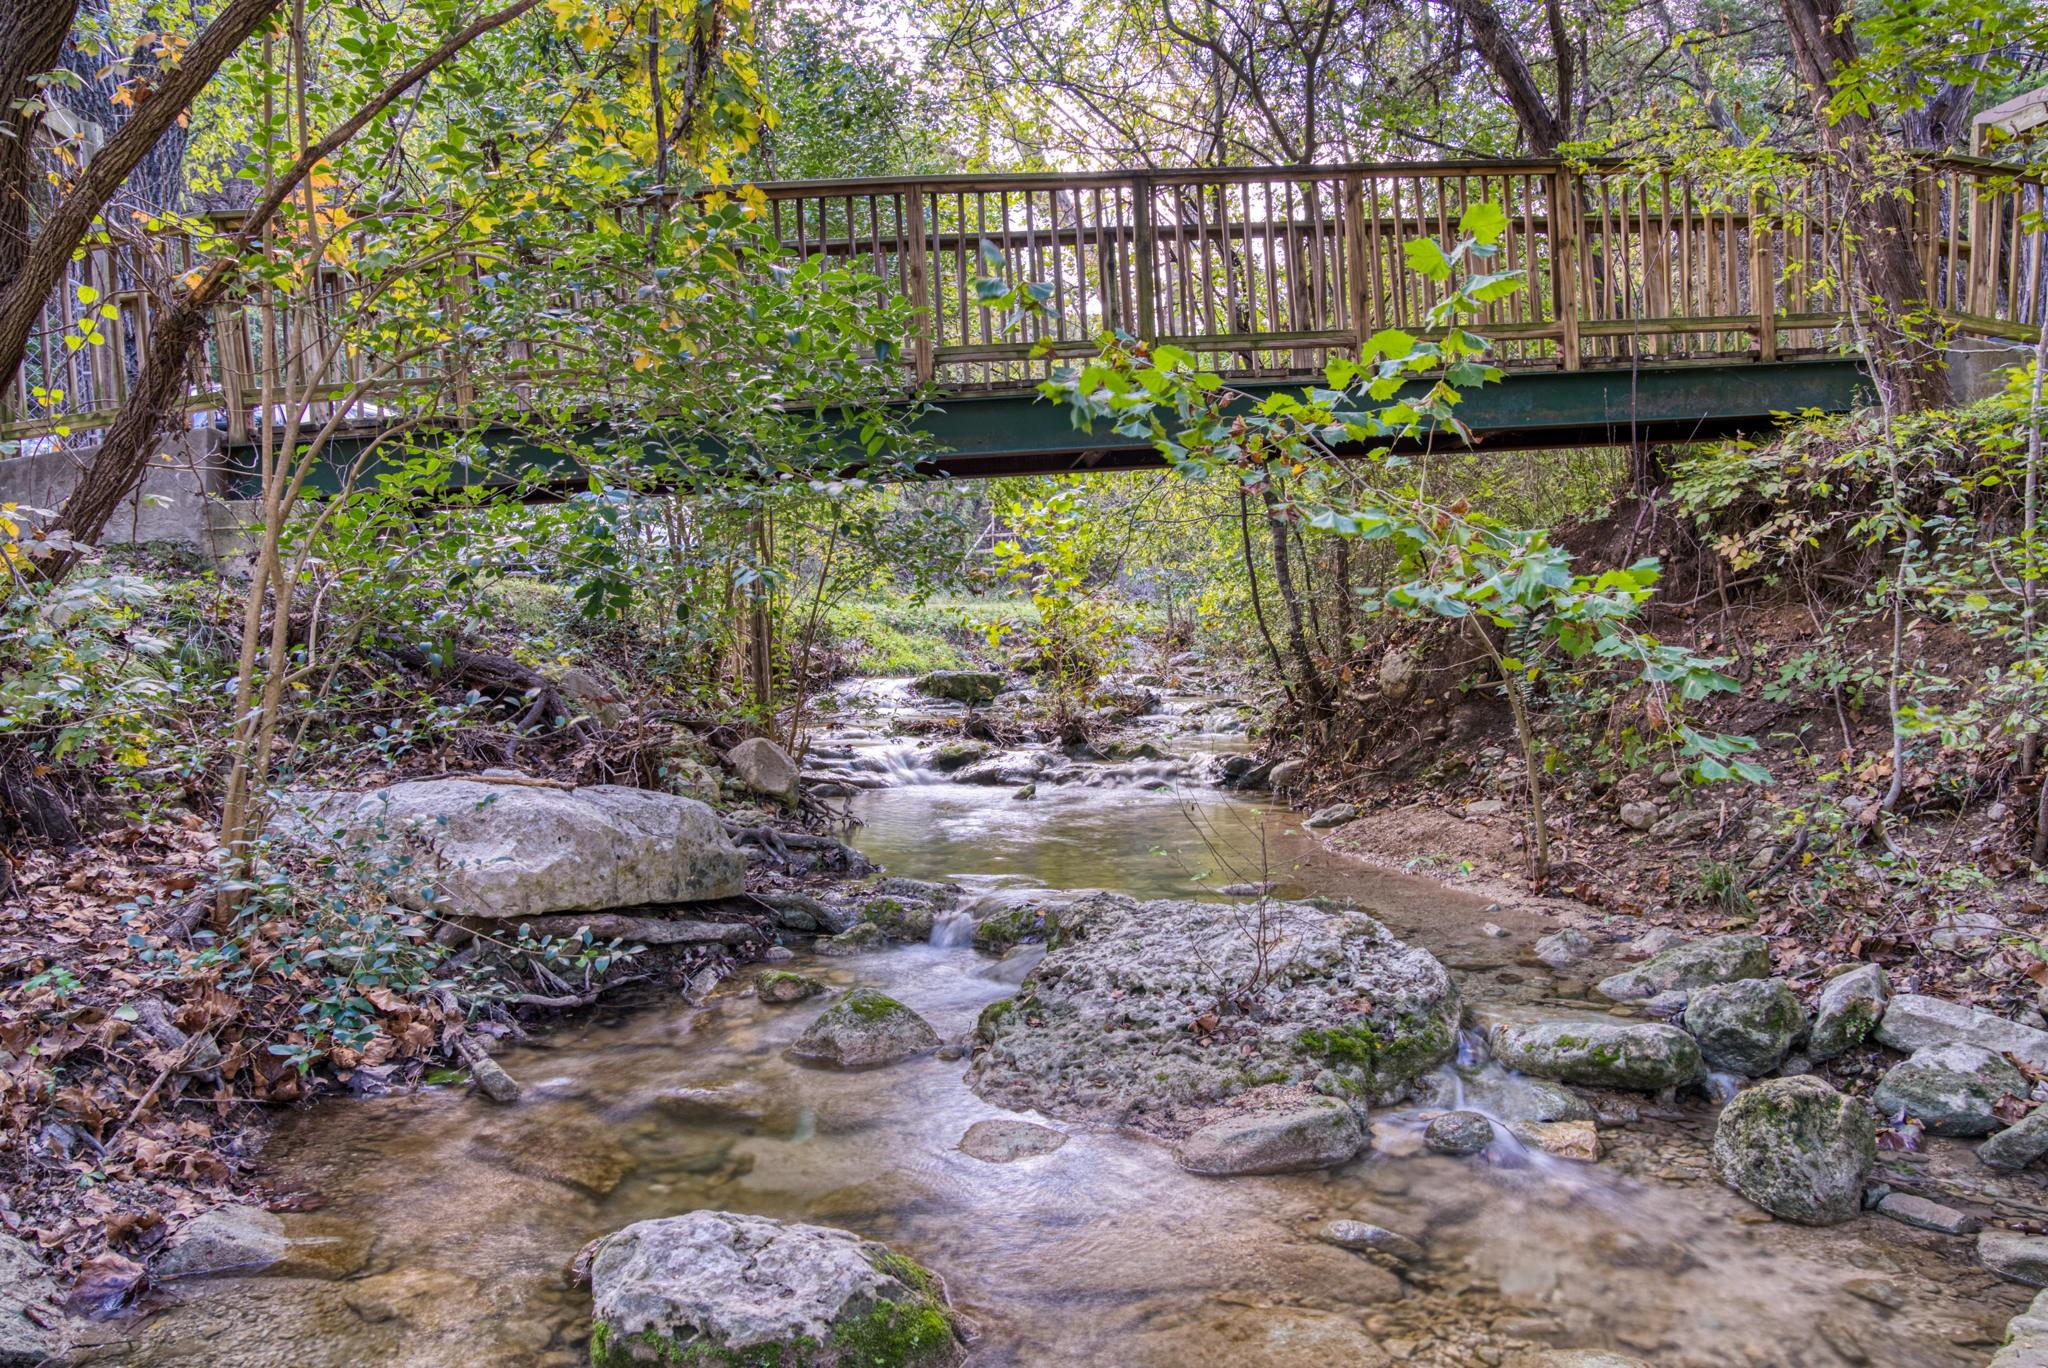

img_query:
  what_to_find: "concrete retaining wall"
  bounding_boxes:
[0,428,243,559]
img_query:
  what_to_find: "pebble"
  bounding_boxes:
[1482,922,1509,938]
[1318,1220,1425,1263]
[1842,1277,1905,1309]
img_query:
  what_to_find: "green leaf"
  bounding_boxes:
[1458,201,1508,246]
[1403,239,1451,281]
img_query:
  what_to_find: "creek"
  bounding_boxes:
[104,678,2022,1367]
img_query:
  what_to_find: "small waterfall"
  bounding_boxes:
[929,907,978,948]
[861,744,939,786]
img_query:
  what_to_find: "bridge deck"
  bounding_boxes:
[3,158,2041,477]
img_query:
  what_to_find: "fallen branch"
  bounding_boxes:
[492,973,650,1009]
[502,914,762,946]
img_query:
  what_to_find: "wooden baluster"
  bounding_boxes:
[1132,177,1158,343]
[1751,190,1777,362]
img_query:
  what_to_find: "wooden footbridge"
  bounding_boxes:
[5,157,2044,486]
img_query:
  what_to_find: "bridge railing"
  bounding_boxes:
[3,157,2042,447]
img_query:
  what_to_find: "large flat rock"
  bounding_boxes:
[280,779,745,918]
[1876,994,2048,1072]
[968,893,1459,1132]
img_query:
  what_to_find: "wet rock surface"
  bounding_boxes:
[1483,1015,1704,1092]
[153,1205,288,1280]
[1423,1110,1496,1156]
[1681,978,1804,1076]
[1173,1091,1367,1176]
[969,894,1460,1129]
[958,1119,1068,1163]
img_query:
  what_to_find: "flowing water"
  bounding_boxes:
[105,681,2025,1367]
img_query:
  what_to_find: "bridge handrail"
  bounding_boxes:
[3,156,2041,447]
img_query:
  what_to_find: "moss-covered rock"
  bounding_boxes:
[856,896,937,942]
[758,971,826,1006]
[1808,963,1889,1061]
[586,1211,962,1368]
[1597,934,1770,1002]
[927,741,992,773]
[1682,978,1805,1076]
[814,922,886,957]
[789,989,940,1069]
[1710,1075,1874,1225]
[912,671,1004,705]
[1486,1016,1705,1092]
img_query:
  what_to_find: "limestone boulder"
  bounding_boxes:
[1682,978,1804,1076]
[1597,934,1769,1002]
[1873,1043,2028,1137]
[278,780,743,918]
[1876,994,2048,1072]
[1710,1075,1874,1225]
[969,894,1459,1130]
[789,989,941,1069]
[1808,964,1889,1061]
[1981,1108,2048,1171]
[586,1211,962,1368]
[0,1235,63,1368]
[727,737,800,804]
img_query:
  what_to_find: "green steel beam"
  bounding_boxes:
[226,359,1869,497]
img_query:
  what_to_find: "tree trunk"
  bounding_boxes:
[0,0,82,314]
[1779,0,1952,411]
[1443,0,1567,155]
[1261,482,1330,716]
[0,0,283,388]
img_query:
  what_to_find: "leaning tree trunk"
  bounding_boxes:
[1780,0,1953,412]
[0,0,82,303]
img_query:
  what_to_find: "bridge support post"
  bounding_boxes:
[905,190,935,387]
[1552,169,1582,370]
[1131,177,1157,341]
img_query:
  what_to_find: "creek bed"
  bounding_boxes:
[104,689,2025,1367]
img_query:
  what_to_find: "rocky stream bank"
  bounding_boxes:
[10,661,2048,1367]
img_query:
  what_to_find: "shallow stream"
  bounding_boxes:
[107,680,2026,1367]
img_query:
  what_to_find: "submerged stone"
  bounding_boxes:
[1319,1220,1423,1262]
[1710,1075,1874,1226]
[1173,1091,1366,1176]
[958,1119,1068,1163]
[789,989,940,1069]
[152,1205,287,1280]
[586,1211,962,1368]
